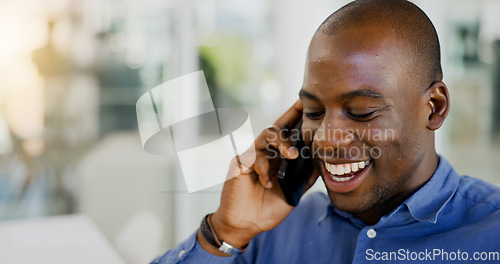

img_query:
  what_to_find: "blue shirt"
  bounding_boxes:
[152,157,500,263]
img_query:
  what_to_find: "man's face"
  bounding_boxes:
[300,26,432,217]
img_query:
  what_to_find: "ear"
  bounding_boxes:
[426,81,450,131]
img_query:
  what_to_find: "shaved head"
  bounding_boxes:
[318,0,442,89]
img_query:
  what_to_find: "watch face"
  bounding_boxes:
[219,242,240,255]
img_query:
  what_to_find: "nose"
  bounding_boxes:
[313,119,355,151]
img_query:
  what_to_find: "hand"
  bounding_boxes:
[198,100,319,255]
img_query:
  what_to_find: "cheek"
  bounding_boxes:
[362,114,424,175]
[354,116,407,161]
[355,115,401,145]
[357,128,396,143]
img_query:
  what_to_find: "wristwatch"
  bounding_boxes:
[200,214,247,255]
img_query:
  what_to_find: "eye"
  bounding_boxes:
[304,111,325,120]
[347,109,378,121]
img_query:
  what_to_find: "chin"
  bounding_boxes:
[327,191,369,213]
[326,184,390,215]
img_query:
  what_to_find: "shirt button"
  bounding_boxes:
[367,228,377,238]
[178,250,185,258]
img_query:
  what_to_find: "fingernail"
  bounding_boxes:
[266,182,273,188]
[289,147,299,159]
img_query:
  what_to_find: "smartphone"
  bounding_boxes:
[278,122,314,206]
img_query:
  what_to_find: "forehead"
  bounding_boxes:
[304,27,406,97]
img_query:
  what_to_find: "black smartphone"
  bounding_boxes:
[278,122,315,206]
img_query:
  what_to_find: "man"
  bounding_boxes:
[153,0,500,263]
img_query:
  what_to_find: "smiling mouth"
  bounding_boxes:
[324,160,370,182]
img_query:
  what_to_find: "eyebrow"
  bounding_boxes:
[298,88,386,101]
[298,89,319,100]
[339,89,386,100]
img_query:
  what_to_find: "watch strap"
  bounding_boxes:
[199,214,246,255]
[200,214,221,247]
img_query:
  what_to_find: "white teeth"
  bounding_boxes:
[344,165,351,174]
[336,165,344,175]
[352,162,358,172]
[331,175,354,182]
[325,160,370,177]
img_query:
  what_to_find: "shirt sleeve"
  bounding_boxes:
[150,230,237,264]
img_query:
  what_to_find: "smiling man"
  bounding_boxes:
[152,1,500,263]
[300,0,445,226]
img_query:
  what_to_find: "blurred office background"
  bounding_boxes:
[0,0,499,263]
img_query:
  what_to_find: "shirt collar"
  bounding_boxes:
[318,156,460,225]
[403,156,459,223]
[318,203,334,225]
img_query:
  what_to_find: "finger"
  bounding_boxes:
[254,100,302,155]
[273,100,303,130]
[226,145,258,181]
[266,138,298,160]
[237,143,257,173]
[254,152,272,188]
[265,128,298,160]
